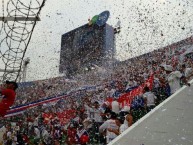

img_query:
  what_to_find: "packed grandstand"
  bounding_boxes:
[0,36,193,145]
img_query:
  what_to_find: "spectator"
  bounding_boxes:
[101,102,112,121]
[66,121,77,145]
[0,81,18,118]
[163,65,188,94]
[85,101,103,143]
[111,98,120,114]
[41,127,50,145]
[75,123,89,145]
[180,64,193,81]
[143,86,157,112]
[82,113,92,132]
[119,106,133,133]
[99,112,120,144]
[33,126,41,145]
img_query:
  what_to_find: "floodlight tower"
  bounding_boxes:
[0,0,46,82]
[20,58,30,82]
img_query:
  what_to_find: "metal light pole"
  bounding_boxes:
[21,58,30,82]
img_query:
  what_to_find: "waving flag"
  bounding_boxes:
[107,74,154,108]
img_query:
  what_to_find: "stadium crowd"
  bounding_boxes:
[0,44,193,145]
[13,77,79,107]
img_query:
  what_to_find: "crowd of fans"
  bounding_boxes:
[0,44,193,145]
[13,77,79,107]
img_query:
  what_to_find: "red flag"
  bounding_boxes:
[108,74,154,108]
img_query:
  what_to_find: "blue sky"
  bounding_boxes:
[0,0,193,81]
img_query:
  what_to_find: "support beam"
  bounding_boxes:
[0,69,20,73]
[0,16,40,21]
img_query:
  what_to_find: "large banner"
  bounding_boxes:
[5,95,68,118]
[107,74,154,107]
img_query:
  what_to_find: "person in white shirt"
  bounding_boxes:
[42,128,50,145]
[107,88,116,98]
[85,101,104,143]
[83,114,92,131]
[119,106,133,133]
[119,120,128,134]
[86,101,103,123]
[34,127,40,145]
[33,116,39,127]
[6,131,12,144]
[164,65,189,94]
[10,131,17,145]
[143,87,157,112]
[75,124,89,145]
[125,80,132,90]
[126,79,137,90]
[99,112,120,144]
[180,64,193,81]
[111,98,120,114]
